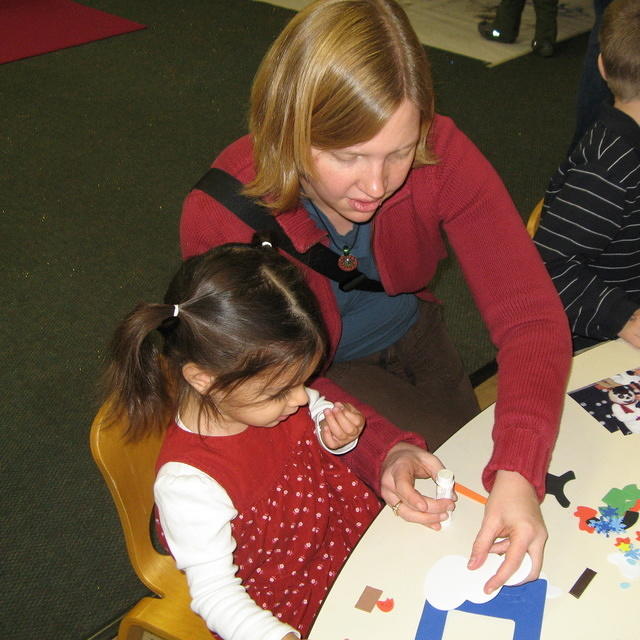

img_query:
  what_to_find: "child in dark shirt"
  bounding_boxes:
[534,0,640,351]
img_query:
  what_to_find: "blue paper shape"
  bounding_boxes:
[414,579,547,640]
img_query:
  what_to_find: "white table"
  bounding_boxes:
[310,339,640,640]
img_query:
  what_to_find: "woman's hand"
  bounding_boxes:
[468,470,547,593]
[380,441,455,529]
[320,401,365,449]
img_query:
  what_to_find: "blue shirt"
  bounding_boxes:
[305,200,418,361]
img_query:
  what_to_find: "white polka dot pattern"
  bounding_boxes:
[231,432,380,634]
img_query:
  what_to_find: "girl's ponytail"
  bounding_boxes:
[102,241,326,438]
[103,302,178,440]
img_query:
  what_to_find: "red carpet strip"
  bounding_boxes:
[0,0,146,64]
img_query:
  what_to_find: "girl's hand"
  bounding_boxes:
[380,442,455,529]
[320,402,365,449]
[468,470,547,594]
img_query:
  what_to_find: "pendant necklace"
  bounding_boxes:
[312,204,361,272]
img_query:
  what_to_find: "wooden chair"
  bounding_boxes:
[90,402,213,640]
[526,198,544,238]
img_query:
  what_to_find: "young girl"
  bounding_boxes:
[103,239,447,640]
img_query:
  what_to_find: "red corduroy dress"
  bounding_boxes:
[156,409,382,636]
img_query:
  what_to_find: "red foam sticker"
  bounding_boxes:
[376,598,394,612]
[574,506,597,532]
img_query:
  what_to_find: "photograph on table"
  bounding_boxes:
[568,367,640,435]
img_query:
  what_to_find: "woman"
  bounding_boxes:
[180,0,572,594]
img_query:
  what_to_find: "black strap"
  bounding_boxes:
[193,168,384,292]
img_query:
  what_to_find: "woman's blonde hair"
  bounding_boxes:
[245,0,435,212]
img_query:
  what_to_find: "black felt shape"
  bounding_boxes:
[545,471,576,508]
[622,510,639,529]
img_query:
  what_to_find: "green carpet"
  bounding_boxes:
[1,0,589,637]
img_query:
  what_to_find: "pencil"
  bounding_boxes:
[454,482,488,505]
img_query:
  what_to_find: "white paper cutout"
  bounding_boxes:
[608,552,640,581]
[423,553,532,611]
[540,573,563,599]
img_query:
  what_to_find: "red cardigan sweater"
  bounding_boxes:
[180,114,572,500]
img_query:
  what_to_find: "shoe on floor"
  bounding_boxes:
[531,39,554,57]
[477,20,516,44]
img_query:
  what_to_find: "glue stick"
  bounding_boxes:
[435,469,455,527]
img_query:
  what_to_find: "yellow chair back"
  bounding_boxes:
[526,199,544,238]
[90,403,213,640]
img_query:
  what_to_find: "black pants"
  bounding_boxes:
[325,301,480,452]
[492,0,558,42]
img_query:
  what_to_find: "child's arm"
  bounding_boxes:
[535,158,635,341]
[311,376,427,494]
[617,310,640,349]
[306,387,363,454]
[154,462,301,640]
